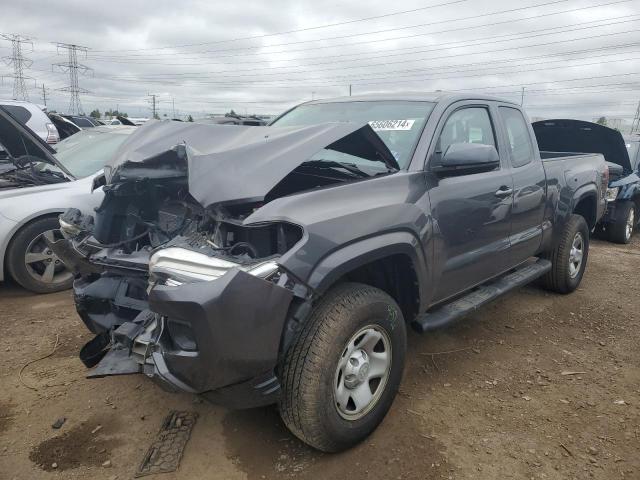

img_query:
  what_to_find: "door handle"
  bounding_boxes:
[495,187,513,198]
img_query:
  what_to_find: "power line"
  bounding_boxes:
[91,0,472,53]
[53,43,92,114]
[1,33,34,101]
[87,0,593,60]
[86,17,640,79]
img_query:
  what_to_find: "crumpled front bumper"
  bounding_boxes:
[85,269,294,408]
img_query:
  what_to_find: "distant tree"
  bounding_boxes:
[187,115,194,122]
[596,116,608,126]
[89,109,101,119]
[104,109,128,118]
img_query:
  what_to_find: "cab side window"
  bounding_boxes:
[499,107,534,168]
[436,107,496,158]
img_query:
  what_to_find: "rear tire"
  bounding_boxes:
[539,214,589,294]
[279,282,406,452]
[607,201,635,244]
[6,217,73,294]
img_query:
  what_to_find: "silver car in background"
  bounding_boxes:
[0,111,134,292]
[0,99,60,144]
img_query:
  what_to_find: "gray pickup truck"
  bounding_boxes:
[52,93,607,452]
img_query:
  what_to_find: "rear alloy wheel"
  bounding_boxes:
[7,217,73,293]
[279,282,406,452]
[608,201,636,244]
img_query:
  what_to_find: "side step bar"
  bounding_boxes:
[412,258,552,333]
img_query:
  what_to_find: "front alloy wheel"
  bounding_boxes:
[608,201,636,244]
[625,206,635,242]
[7,217,74,293]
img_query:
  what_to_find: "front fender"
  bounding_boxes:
[307,230,429,311]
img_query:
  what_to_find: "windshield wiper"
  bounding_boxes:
[302,160,373,178]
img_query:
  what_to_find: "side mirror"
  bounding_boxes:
[92,172,106,192]
[432,143,500,176]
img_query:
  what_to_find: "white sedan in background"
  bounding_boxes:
[0,108,134,292]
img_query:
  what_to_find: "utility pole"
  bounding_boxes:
[41,84,50,106]
[520,87,525,106]
[53,43,92,114]
[148,93,159,119]
[1,33,34,101]
[172,97,175,118]
[631,101,640,134]
[349,84,352,96]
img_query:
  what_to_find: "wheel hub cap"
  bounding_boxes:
[344,350,370,389]
[334,325,392,420]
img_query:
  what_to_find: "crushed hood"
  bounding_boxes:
[104,120,398,207]
[532,119,632,172]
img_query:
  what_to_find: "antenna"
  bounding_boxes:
[1,33,34,101]
[53,43,92,114]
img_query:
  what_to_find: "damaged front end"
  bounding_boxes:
[50,120,394,407]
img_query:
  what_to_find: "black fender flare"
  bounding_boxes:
[306,230,429,311]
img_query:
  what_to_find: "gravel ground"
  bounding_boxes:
[0,237,638,480]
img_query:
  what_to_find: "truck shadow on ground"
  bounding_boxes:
[222,403,450,480]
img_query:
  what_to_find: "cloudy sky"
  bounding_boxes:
[1,0,638,126]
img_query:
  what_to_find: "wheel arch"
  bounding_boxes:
[572,188,598,230]
[306,231,429,322]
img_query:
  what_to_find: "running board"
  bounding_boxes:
[412,258,552,333]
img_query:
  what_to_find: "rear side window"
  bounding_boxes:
[71,117,94,127]
[437,107,496,156]
[499,107,534,168]
[1,105,32,124]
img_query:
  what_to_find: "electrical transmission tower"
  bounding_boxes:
[631,101,640,134]
[1,33,34,101]
[148,93,160,119]
[53,43,92,114]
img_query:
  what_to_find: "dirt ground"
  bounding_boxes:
[1,236,639,480]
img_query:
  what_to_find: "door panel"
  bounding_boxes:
[427,105,514,302]
[497,106,546,262]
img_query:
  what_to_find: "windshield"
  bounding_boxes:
[272,101,435,169]
[53,130,132,178]
[626,141,639,170]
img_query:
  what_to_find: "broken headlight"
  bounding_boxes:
[605,187,619,202]
[148,247,279,285]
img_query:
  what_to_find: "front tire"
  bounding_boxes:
[539,214,589,294]
[607,201,635,244]
[279,282,406,452]
[6,217,73,294]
